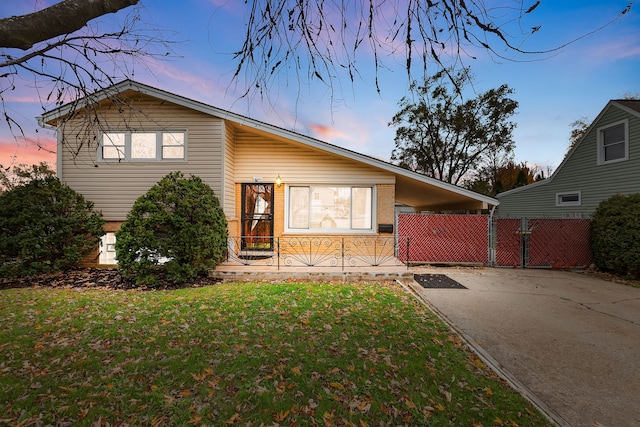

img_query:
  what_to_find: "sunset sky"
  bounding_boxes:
[1,0,639,175]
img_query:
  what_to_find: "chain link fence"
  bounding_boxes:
[398,214,593,268]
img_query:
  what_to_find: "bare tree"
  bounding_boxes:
[0,0,175,169]
[390,68,518,186]
[232,1,632,102]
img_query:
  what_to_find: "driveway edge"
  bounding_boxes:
[397,279,571,427]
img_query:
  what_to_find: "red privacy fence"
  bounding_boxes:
[398,214,489,265]
[398,214,594,268]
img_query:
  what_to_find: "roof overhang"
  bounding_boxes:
[39,79,498,212]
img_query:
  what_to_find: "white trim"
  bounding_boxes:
[98,130,187,162]
[597,119,628,165]
[556,191,581,207]
[284,185,377,234]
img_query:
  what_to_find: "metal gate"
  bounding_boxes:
[398,214,593,268]
[494,218,593,268]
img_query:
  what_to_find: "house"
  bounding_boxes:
[496,100,640,218]
[38,79,497,268]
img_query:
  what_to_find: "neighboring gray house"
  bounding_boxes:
[497,99,640,218]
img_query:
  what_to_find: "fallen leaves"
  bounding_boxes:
[0,281,552,426]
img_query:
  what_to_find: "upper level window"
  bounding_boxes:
[287,186,373,232]
[597,120,628,165]
[101,131,186,161]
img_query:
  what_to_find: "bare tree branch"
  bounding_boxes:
[0,2,177,155]
[0,0,139,50]
[229,1,633,104]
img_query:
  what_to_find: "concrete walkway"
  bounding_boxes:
[406,267,640,427]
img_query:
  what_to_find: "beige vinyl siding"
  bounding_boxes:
[223,122,236,217]
[234,129,395,185]
[497,105,640,218]
[59,94,224,221]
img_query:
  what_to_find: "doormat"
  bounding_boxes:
[414,274,467,289]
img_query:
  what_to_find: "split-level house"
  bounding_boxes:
[497,100,640,218]
[38,80,497,268]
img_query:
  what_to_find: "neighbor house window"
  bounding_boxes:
[556,191,581,207]
[101,131,186,161]
[287,186,373,231]
[597,120,628,164]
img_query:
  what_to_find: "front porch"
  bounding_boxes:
[210,235,414,282]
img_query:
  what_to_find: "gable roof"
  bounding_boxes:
[497,99,640,199]
[38,79,497,211]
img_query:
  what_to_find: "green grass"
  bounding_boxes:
[0,281,551,426]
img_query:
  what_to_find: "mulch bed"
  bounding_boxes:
[0,268,221,291]
[414,273,467,289]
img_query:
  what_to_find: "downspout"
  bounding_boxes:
[36,116,62,181]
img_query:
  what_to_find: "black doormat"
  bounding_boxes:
[414,274,467,289]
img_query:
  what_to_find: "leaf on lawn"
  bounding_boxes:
[291,366,301,376]
[273,410,290,422]
[188,415,202,425]
[329,382,345,390]
[225,413,242,425]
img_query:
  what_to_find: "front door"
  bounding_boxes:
[241,183,274,251]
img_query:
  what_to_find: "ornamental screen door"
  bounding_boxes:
[241,183,274,251]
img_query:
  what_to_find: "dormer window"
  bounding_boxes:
[597,120,628,165]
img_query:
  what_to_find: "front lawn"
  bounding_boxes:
[0,281,550,426]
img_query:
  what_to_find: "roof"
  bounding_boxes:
[38,79,497,211]
[497,99,640,199]
[614,99,640,114]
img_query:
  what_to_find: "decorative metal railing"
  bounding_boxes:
[226,236,411,270]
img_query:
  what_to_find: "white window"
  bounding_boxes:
[99,233,118,264]
[100,131,186,161]
[287,186,374,232]
[102,133,126,160]
[162,132,186,159]
[597,120,628,165]
[131,133,157,159]
[556,191,581,207]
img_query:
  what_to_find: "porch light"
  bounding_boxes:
[275,175,282,187]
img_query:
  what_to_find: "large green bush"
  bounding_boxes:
[0,176,105,277]
[115,172,228,286]
[591,193,640,278]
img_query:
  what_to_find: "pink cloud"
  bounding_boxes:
[0,136,56,170]
[587,39,640,61]
[308,123,348,140]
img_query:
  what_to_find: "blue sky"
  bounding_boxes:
[1,0,639,174]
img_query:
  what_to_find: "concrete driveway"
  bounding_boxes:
[406,267,640,427]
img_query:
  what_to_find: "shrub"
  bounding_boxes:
[115,172,228,286]
[0,176,105,277]
[591,193,640,278]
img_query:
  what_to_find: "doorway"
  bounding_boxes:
[241,183,274,251]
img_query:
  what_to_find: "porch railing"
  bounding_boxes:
[226,236,411,270]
